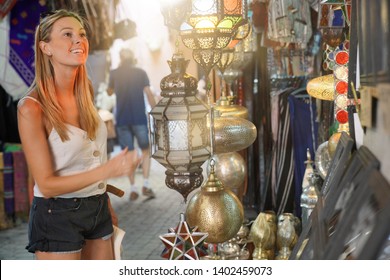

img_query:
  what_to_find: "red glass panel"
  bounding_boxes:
[335,50,349,65]
[335,80,348,94]
[336,109,348,124]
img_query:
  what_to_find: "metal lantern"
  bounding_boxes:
[160,0,192,31]
[180,0,248,78]
[317,0,350,47]
[213,115,257,153]
[185,0,248,30]
[149,52,211,202]
[206,152,247,199]
[186,160,244,243]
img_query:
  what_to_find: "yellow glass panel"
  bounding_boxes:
[195,19,216,29]
[217,18,233,28]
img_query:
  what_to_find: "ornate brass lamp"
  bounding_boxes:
[186,160,244,243]
[149,52,210,202]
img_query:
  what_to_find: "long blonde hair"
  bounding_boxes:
[29,9,99,141]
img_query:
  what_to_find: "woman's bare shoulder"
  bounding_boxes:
[17,90,42,118]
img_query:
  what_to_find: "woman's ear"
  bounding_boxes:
[39,41,52,56]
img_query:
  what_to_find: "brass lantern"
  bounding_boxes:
[149,52,211,202]
[186,160,244,243]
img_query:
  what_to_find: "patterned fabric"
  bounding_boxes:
[9,0,47,86]
[12,151,29,222]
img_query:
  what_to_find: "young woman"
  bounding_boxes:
[17,9,139,260]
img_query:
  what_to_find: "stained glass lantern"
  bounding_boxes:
[149,53,211,202]
[185,0,248,30]
[180,0,248,79]
[317,0,349,47]
[160,0,192,31]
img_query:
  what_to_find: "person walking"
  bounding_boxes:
[17,10,141,260]
[108,48,156,201]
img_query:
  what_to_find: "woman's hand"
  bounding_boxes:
[106,148,142,178]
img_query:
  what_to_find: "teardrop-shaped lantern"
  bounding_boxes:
[213,115,257,153]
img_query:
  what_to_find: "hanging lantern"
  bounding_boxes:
[214,47,249,120]
[186,160,244,243]
[223,24,257,93]
[180,0,248,78]
[149,52,211,202]
[317,0,348,47]
[206,152,246,198]
[160,0,192,31]
[226,21,251,49]
[185,0,247,30]
[213,115,256,153]
[306,74,335,101]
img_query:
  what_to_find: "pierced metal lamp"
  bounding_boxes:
[149,52,211,202]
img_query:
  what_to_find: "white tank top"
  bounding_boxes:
[22,96,108,198]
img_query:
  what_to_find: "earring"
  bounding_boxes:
[48,52,52,56]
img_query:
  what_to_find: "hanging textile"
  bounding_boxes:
[0,14,28,100]
[288,93,318,219]
[9,0,47,87]
[267,0,312,48]
[270,88,296,216]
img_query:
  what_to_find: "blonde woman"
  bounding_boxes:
[17,9,139,260]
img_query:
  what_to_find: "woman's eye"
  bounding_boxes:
[64,32,72,37]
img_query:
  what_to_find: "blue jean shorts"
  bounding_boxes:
[26,192,113,253]
[116,124,150,150]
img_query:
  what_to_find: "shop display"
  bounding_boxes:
[1,0,390,263]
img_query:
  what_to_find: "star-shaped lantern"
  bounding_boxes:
[159,213,208,260]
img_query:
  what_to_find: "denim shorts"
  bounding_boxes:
[116,124,150,150]
[26,192,113,253]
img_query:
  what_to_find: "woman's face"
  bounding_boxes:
[45,16,89,68]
